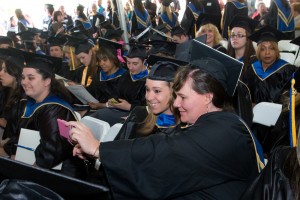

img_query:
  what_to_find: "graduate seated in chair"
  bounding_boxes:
[67,40,263,200]
[115,55,183,140]
[242,26,297,155]
[241,73,300,199]
[17,51,86,179]
[88,39,147,126]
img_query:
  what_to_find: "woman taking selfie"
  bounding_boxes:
[67,41,262,199]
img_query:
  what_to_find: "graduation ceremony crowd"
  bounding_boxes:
[0,0,300,199]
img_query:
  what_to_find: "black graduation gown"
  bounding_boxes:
[240,146,297,200]
[115,106,178,140]
[181,3,204,38]
[213,44,227,54]
[17,96,86,179]
[101,111,259,199]
[242,58,297,104]
[56,60,75,81]
[2,98,24,156]
[222,0,248,40]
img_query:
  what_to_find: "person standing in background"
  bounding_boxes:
[222,0,248,40]
[263,0,295,39]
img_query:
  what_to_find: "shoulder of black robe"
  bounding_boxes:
[213,44,227,54]
[240,146,296,200]
[117,71,147,110]
[101,111,259,200]
[114,106,149,140]
[19,101,86,179]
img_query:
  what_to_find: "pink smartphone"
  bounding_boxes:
[57,119,71,140]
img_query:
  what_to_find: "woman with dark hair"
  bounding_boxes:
[222,0,248,40]
[67,40,262,199]
[181,0,204,38]
[15,9,32,32]
[130,0,151,35]
[18,52,86,179]
[116,56,181,139]
[0,49,24,157]
[228,15,258,75]
[76,4,88,21]
[158,0,179,31]
[49,11,66,36]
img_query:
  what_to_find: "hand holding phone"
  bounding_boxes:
[57,119,72,141]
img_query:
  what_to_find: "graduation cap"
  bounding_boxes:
[148,60,181,82]
[197,13,221,31]
[48,35,67,47]
[190,40,243,96]
[103,28,124,40]
[174,34,206,62]
[126,43,147,59]
[171,26,186,36]
[0,36,13,46]
[98,37,122,53]
[99,20,115,30]
[150,24,170,41]
[248,25,286,44]
[75,19,93,32]
[0,157,109,199]
[145,40,177,56]
[0,47,25,71]
[229,15,259,34]
[65,32,95,55]
[290,36,300,47]
[16,31,35,42]
[28,27,43,35]
[39,31,49,40]
[23,51,62,75]
[45,3,54,8]
[162,0,172,6]
[147,54,188,66]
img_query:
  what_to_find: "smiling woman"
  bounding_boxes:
[16,51,87,179]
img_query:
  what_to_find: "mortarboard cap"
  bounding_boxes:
[23,51,62,75]
[248,25,286,44]
[98,37,122,52]
[147,54,188,66]
[229,15,259,34]
[148,60,181,82]
[290,36,300,47]
[39,31,49,40]
[174,34,206,62]
[99,20,115,30]
[145,40,177,56]
[65,32,95,55]
[126,43,147,59]
[48,35,67,47]
[162,0,172,6]
[197,13,221,31]
[16,31,35,42]
[0,47,25,71]
[0,36,13,46]
[28,27,43,35]
[171,26,186,36]
[103,29,124,40]
[45,3,54,8]
[150,24,170,41]
[0,157,109,199]
[190,40,243,96]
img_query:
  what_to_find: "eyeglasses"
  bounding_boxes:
[230,34,246,39]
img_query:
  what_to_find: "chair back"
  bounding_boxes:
[80,116,110,140]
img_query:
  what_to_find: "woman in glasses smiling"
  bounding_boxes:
[227,16,258,75]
